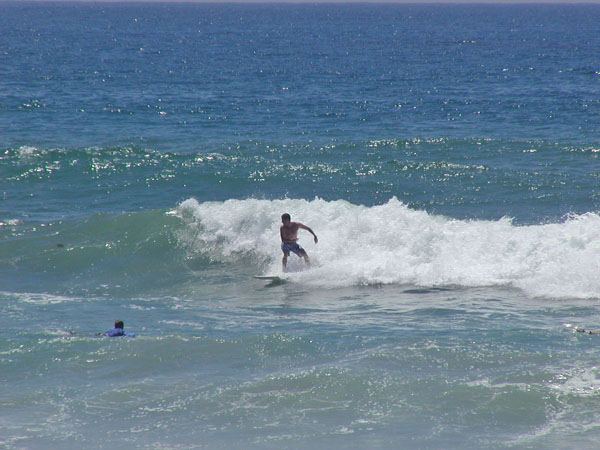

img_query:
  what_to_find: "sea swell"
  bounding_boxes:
[3,137,599,224]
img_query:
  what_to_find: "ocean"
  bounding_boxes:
[2,2,600,448]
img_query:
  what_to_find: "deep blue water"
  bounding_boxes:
[2,3,600,449]
[5,2,600,148]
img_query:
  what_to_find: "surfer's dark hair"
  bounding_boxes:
[115,320,124,329]
[282,213,291,222]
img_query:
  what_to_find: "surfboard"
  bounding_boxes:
[254,275,286,285]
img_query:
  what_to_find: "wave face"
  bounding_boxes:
[3,195,599,299]
[0,209,186,296]
[174,197,600,299]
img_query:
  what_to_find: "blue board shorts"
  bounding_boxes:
[281,242,305,255]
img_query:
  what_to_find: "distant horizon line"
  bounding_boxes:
[3,0,600,4]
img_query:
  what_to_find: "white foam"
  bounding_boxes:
[1,291,78,305]
[173,198,600,298]
[0,219,23,227]
[17,145,40,156]
[549,366,600,397]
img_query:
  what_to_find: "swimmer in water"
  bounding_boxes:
[104,320,126,337]
[576,327,600,335]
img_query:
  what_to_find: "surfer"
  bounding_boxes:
[104,320,126,337]
[63,320,134,337]
[576,327,600,335]
[280,213,317,272]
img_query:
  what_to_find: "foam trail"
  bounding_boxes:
[173,198,600,299]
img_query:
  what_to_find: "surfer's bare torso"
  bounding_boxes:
[280,221,302,243]
[279,214,318,272]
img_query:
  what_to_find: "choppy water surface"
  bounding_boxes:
[2,3,600,449]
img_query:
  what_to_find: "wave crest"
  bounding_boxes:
[173,198,600,298]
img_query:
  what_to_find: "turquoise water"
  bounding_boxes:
[2,3,600,448]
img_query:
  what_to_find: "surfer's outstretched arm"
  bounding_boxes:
[297,223,318,243]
